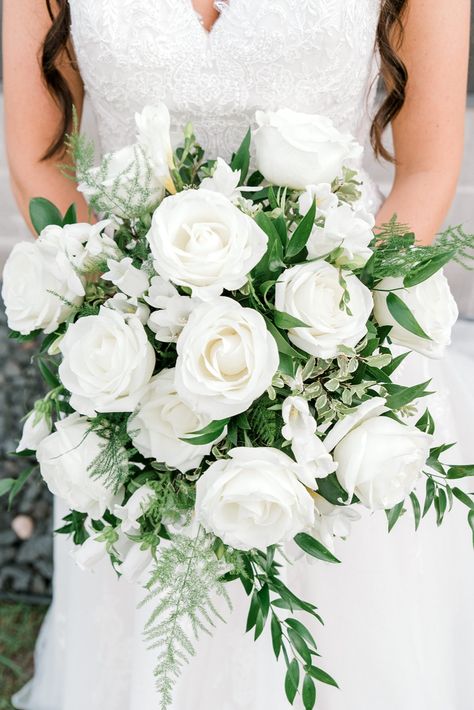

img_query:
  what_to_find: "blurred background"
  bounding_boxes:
[0,5,473,706]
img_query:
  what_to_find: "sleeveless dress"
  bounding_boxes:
[13,2,474,709]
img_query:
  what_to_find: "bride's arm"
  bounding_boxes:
[3,0,90,232]
[376,0,471,245]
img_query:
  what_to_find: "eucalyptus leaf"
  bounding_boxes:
[403,250,456,288]
[386,501,405,532]
[446,465,474,479]
[307,665,339,688]
[285,659,300,704]
[271,614,283,659]
[288,628,312,665]
[423,477,436,517]
[385,380,432,410]
[285,201,316,260]
[230,128,251,183]
[294,533,341,564]
[302,674,317,710]
[409,492,421,531]
[274,310,310,330]
[452,487,474,511]
[180,418,229,446]
[386,292,432,340]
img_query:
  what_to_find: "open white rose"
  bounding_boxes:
[59,307,155,416]
[334,416,432,510]
[147,189,268,300]
[323,397,387,453]
[78,144,164,217]
[307,203,374,266]
[135,103,175,193]
[254,108,363,189]
[175,297,279,419]
[195,447,315,550]
[114,485,155,533]
[103,257,150,298]
[17,411,52,453]
[373,271,458,358]
[128,369,221,472]
[2,239,85,335]
[275,261,373,359]
[298,183,338,216]
[281,396,337,487]
[37,414,121,518]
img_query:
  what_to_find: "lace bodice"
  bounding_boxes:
[70,0,381,166]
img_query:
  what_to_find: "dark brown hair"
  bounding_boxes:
[41,0,409,161]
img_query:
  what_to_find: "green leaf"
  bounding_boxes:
[446,465,474,479]
[415,408,435,435]
[386,501,405,532]
[452,487,474,511]
[285,659,300,704]
[230,128,251,184]
[468,510,474,547]
[307,665,339,688]
[254,584,270,639]
[409,492,421,531]
[315,474,349,505]
[385,292,432,340]
[8,467,36,508]
[38,359,61,389]
[382,351,410,377]
[263,316,301,358]
[29,197,63,235]
[274,310,310,330]
[246,591,260,633]
[253,212,285,278]
[435,488,447,526]
[302,674,317,710]
[294,532,341,564]
[62,202,78,226]
[423,477,436,517]
[285,201,316,260]
[285,618,317,651]
[271,613,282,659]
[385,380,432,410]
[181,418,229,446]
[288,628,312,665]
[0,479,15,497]
[403,250,456,288]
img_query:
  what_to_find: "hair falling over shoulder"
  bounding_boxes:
[41,0,409,161]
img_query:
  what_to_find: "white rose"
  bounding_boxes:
[120,544,154,584]
[298,183,338,216]
[37,414,121,518]
[2,239,85,335]
[307,203,374,266]
[373,271,458,359]
[334,416,432,509]
[254,108,363,190]
[275,261,373,359]
[195,447,315,550]
[78,144,163,217]
[135,103,175,193]
[147,189,268,300]
[58,307,155,416]
[311,494,360,554]
[114,485,154,533]
[17,411,52,453]
[281,396,337,486]
[103,293,150,324]
[103,257,150,298]
[323,397,387,453]
[175,297,279,419]
[128,369,222,472]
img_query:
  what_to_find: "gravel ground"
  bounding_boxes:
[0,301,52,601]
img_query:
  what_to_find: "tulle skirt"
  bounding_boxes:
[12,323,474,710]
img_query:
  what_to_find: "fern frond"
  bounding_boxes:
[140,529,232,710]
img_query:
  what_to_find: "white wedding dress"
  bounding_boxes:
[13,1,474,709]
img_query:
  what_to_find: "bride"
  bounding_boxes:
[3,1,473,708]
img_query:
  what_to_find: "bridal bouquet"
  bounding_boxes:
[2,105,474,709]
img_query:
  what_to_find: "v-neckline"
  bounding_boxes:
[188,1,225,37]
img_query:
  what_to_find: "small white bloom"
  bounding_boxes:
[281,396,337,487]
[275,261,373,359]
[147,295,196,343]
[195,447,315,550]
[254,108,363,190]
[2,239,85,335]
[175,297,279,419]
[373,271,458,359]
[298,184,338,216]
[334,416,432,510]
[103,293,150,324]
[307,203,374,266]
[37,414,121,518]
[128,369,222,472]
[135,103,175,193]
[147,189,268,300]
[103,257,150,298]
[200,158,242,202]
[144,275,179,308]
[310,494,360,554]
[58,307,155,416]
[17,411,52,453]
[74,536,108,571]
[120,544,154,584]
[114,485,154,533]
